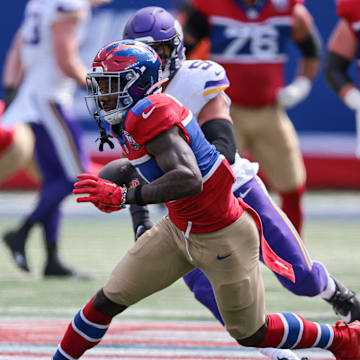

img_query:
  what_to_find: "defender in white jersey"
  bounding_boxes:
[2,0,110,278]
[164,58,259,192]
[117,6,360,340]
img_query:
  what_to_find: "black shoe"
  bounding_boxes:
[44,259,91,280]
[3,230,30,272]
[325,276,360,322]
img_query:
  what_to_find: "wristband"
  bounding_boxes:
[134,185,146,205]
[344,87,360,112]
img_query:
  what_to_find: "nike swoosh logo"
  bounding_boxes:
[216,254,231,260]
[142,106,156,119]
[239,187,252,199]
[215,70,222,76]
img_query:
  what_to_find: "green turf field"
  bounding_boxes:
[0,190,359,359]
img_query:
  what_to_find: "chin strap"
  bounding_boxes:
[95,116,115,152]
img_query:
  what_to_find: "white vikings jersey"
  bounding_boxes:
[21,0,89,103]
[3,0,90,128]
[165,59,258,189]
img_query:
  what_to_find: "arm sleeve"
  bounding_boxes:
[201,119,237,165]
[324,50,353,94]
[294,26,322,59]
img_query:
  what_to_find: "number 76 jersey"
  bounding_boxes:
[191,0,303,106]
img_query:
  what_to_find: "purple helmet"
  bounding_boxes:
[123,6,185,79]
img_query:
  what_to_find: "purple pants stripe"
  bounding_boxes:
[183,176,329,324]
[233,176,328,296]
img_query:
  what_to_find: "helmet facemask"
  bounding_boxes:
[148,33,183,79]
[85,69,140,125]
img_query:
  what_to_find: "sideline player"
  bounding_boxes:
[181,0,322,236]
[51,39,360,360]
[324,0,360,157]
[1,0,110,278]
[117,6,360,327]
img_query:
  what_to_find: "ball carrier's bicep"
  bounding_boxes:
[127,126,203,205]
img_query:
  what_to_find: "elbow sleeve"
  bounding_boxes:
[201,119,237,165]
[295,27,322,59]
[324,51,352,94]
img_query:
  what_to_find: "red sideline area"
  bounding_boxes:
[1,154,360,190]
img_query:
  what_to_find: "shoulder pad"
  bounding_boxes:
[126,94,188,145]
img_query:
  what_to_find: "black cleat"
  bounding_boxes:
[44,259,91,280]
[3,230,30,272]
[325,276,360,323]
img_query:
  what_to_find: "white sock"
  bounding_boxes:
[320,275,336,300]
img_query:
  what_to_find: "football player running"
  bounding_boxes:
[1,0,110,278]
[52,39,360,360]
[113,5,360,326]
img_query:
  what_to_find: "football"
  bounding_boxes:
[97,158,144,188]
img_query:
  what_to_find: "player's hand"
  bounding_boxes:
[73,173,127,208]
[92,200,122,213]
[276,76,312,109]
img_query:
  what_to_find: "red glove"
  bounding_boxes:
[93,201,121,213]
[73,173,127,210]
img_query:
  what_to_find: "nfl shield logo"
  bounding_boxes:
[124,131,141,150]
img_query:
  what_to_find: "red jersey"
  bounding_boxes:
[191,0,303,107]
[111,93,242,233]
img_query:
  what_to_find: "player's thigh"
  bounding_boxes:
[199,212,265,339]
[104,217,194,306]
[0,123,35,182]
[248,106,306,191]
